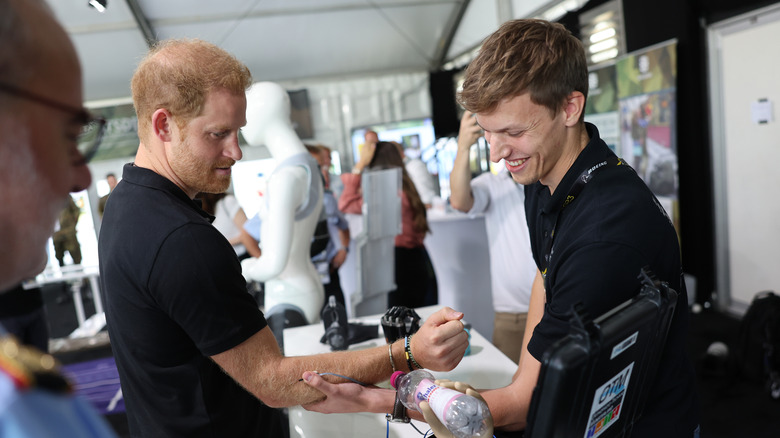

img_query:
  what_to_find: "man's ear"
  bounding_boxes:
[563,91,585,127]
[151,108,173,142]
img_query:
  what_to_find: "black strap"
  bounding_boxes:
[540,156,623,282]
[386,390,410,423]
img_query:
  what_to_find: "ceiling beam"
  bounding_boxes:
[430,0,471,71]
[145,0,455,27]
[496,0,514,24]
[125,0,157,48]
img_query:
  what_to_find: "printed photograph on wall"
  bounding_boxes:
[616,40,679,233]
[585,62,619,153]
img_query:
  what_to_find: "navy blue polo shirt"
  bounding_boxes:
[524,124,699,437]
[99,164,284,437]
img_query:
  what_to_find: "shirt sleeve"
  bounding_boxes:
[220,195,241,218]
[468,173,492,215]
[527,242,648,361]
[405,159,437,204]
[243,213,262,242]
[338,173,363,214]
[322,193,345,253]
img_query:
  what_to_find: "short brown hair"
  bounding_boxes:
[131,38,253,143]
[458,19,588,119]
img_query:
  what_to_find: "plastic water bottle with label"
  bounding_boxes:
[392,370,491,438]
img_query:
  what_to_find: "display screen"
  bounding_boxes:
[350,118,436,163]
[349,117,492,201]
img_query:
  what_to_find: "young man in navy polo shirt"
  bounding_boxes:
[456,19,701,437]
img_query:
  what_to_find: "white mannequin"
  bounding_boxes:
[240,82,324,324]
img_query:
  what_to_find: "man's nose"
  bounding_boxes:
[488,135,509,163]
[70,163,92,193]
[225,136,243,161]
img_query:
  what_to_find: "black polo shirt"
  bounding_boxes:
[524,124,699,437]
[99,164,285,437]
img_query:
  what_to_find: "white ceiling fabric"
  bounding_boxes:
[44,0,563,103]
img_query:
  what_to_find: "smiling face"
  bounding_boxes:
[477,92,585,193]
[167,87,246,197]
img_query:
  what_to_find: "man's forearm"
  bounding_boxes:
[481,383,530,431]
[487,270,545,430]
[449,146,475,212]
[279,343,401,405]
[272,339,426,407]
[218,308,467,408]
[241,230,262,257]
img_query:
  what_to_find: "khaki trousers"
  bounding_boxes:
[492,311,528,364]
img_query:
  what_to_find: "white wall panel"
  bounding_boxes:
[708,4,780,313]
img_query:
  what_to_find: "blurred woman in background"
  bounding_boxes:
[339,141,437,308]
[198,192,260,261]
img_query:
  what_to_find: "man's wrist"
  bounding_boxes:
[456,139,475,152]
[387,389,410,423]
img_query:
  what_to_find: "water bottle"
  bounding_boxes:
[391,370,491,438]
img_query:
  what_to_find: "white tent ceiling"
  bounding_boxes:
[44,0,570,103]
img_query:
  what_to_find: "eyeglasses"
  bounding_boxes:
[0,81,107,164]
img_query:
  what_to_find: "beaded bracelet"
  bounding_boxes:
[404,335,422,371]
[388,343,396,372]
[404,336,414,371]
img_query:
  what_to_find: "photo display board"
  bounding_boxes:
[585,40,679,234]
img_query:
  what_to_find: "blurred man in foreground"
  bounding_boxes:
[0,0,114,436]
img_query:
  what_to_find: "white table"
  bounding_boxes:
[26,265,104,336]
[284,306,517,438]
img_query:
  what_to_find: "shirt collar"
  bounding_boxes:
[121,163,215,223]
[543,122,616,215]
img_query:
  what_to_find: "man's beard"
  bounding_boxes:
[171,137,234,194]
[0,121,59,289]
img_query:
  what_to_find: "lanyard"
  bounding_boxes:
[540,156,623,282]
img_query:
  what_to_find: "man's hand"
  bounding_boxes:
[411,307,469,371]
[331,248,347,270]
[354,141,376,173]
[450,110,483,212]
[301,371,394,414]
[458,110,483,152]
[419,379,494,438]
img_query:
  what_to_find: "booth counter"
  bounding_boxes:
[424,210,494,340]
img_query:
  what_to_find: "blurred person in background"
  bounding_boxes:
[339,141,437,308]
[198,190,260,261]
[306,144,350,310]
[98,172,117,217]
[53,195,82,266]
